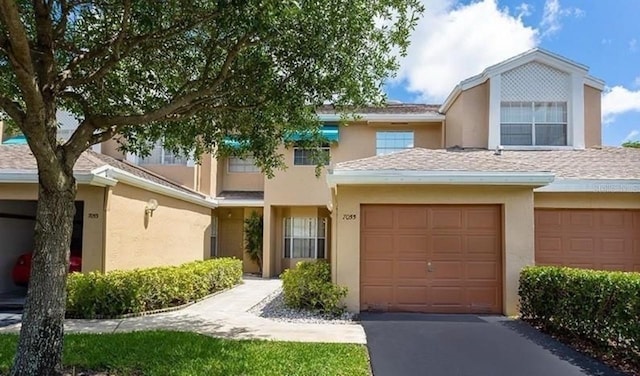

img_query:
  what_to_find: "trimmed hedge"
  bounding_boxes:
[519,266,640,360]
[281,261,347,316]
[66,258,242,318]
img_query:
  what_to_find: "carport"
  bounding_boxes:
[0,200,84,295]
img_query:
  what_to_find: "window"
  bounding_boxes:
[293,147,330,166]
[228,156,260,173]
[500,102,567,146]
[283,218,326,259]
[376,131,414,155]
[210,216,218,258]
[139,142,189,165]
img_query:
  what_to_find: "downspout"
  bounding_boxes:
[101,186,112,272]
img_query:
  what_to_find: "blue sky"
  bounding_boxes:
[385,0,640,146]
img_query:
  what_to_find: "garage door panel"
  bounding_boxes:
[466,261,499,280]
[430,209,463,230]
[396,235,428,255]
[362,208,395,229]
[536,209,640,272]
[396,261,427,279]
[397,208,428,229]
[362,260,394,279]
[361,205,502,314]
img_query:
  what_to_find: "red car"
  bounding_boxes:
[12,252,82,286]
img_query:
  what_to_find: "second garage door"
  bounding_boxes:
[535,209,640,271]
[360,205,502,314]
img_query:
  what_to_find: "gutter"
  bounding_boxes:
[535,179,640,193]
[327,170,555,188]
[103,168,217,208]
[0,169,117,187]
[318,113,445,122]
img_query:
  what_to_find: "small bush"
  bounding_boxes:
[280,261,347,316]
[519,266,640,361]
[66,258,242,318]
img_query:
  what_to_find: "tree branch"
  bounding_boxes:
[0,94,26,126]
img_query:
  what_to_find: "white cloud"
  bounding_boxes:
[602,86,640,124]
[515,2,533,18]
[540,0,584,38]
[624,130,640,142]
[629,38,638,52]
[396,0,538,101]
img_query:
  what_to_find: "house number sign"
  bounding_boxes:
[342,214,356,220]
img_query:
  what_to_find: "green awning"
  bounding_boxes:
[287,124,339,143]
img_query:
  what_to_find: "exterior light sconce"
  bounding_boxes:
[227,211,232,219]
[145,199,159,217]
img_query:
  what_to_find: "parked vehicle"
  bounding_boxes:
[12,252,82,286]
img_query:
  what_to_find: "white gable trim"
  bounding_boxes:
[440,48,605,113]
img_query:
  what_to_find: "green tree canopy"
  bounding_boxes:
[0,1,422,375]
[622,140,640,148]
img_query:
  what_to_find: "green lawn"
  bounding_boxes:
[0,331,370,376]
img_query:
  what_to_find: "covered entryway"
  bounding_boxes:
[535,209,640,271]
[360,204,502,314]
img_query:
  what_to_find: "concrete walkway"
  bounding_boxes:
[0,278,366,344]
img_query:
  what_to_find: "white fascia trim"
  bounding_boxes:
[215,199,264,207]
[439,85,462,113]
[535,179,640,193]
[585,75,605,90]
[104,168,217,208]
[327,170,555,188]
[318,113,445,122]
[0,169,117,187]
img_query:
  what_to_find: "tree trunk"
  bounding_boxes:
[11,171,76,376]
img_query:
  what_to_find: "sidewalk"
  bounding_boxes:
[0,278,367,344]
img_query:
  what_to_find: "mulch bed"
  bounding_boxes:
[523,319,640,376]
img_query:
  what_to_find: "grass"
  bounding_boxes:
[0,331,370,376]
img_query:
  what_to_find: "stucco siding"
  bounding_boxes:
[332,185,535,316]
[141,164,196,190]
[534,192,640,209]
[104,183,211,271]
[445,82,489,148]
[584,85,602,147]
[220,157,265,192]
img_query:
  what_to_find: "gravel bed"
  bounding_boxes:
[248,288,357,325]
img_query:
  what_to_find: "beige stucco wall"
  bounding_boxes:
[0,184,105,273]
[584,85,602,147]
[534,192,640,209]
[265,122,443,206]
[219,157,265,193]
[100,138,126,160]
[140,164,196,190]
[445,82,489,148]
[103,183,211,271]
[332,185,535,316]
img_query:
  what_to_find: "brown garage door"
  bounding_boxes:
[360,205,502,314]
[535,209,640,271]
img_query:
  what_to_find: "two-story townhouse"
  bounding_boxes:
[1,48,638,316]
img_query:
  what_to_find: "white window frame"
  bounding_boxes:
[376,131,414,156]
[500,101,568,146]
[283,217,327,259]
[132,140,192,166]
[293,147,330,166]
[227,156,260,173]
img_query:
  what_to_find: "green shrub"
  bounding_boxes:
[280,261,347,316]
[66,258,242,318]
[519,266,640,359]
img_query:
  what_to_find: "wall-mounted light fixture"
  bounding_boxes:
[226,210,232,219]
[145,199,159,217]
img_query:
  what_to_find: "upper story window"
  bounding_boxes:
[376,131,414,155]
[228,156,260,173]
[139,142,189,165]
[500,102,567,146]
[293,147,330,166]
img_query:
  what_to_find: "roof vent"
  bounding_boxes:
[494,145,504,156]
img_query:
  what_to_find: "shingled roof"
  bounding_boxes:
[0,145,205,198]
[333,147,640,180]
[316,103,441,115]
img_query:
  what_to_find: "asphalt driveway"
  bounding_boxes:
[361,313,624,376]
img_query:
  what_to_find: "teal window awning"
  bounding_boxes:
[2,135,27,145]
[287,124,339,143]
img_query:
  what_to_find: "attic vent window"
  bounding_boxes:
[500,101,567,146]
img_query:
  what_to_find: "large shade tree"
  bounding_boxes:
[0,0,422,374]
